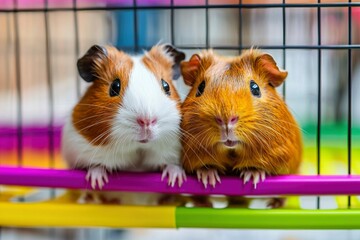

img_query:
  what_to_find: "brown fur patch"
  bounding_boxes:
[142,45,181,106]
[73,46,133,146]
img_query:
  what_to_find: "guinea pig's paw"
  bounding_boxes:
[196,169,221,189]
[266,197,286,209]
[161,164,187,187]
[85,166,109,190]
[239,169,266,189]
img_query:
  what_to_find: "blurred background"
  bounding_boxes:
[0,0,359,239]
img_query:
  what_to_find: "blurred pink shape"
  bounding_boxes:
[16,0,44,8]
[174,0,205,5]
[137,0,170,6]
[48,0,73,8]
[353,7,360,25]
[209,0,238,4]
[0,0,13,9]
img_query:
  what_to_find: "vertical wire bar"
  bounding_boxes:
[316,0,322,209]
[0,11,8,236]
[13,0,23,167]
[205,0,209,48]
[282,0,286,98]
[73,0,80,98]
[238,0,242,54]
[133,0,138,52]
[170,0,174,45]
[44,0,54,170]
[347,0,352,208]
[5,14,11,95]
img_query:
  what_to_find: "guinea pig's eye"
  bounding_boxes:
[161,79,170,96]
[109,78,121,97]
[250,80,261,97]
[196,81,206,97]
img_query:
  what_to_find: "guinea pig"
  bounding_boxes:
[180,49,302,207]
[61,44,187,190]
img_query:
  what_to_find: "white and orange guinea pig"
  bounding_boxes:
[180,49,302,207]
[61,44,187,198]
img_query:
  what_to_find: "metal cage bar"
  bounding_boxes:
[347,0,353,208]
[133,0,139,52]
[316,0,322,209]
[73,0,81,98]
[282,0,286,98]
[44,0,55,170]
[12,0,23,167]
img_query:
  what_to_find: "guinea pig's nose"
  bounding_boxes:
[137,117,157,127]
[215,117,224,126]
[229,116,239,125]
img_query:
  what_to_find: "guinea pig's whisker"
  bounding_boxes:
[122,135,134,166]
[75,128,113,171]
[72,113,113,125]
[89,128,113,146]
[197,128,214,146]
[180,129,220,165]
[76,103,115,111]
[111,134,126,168]
[86,128,114,165]
[111,125,137,168]
[269,118,307,133]
[240,129,265,151]
[242,120,283,138]
[182,122,212,132]
[91,130,118,168]
[75,118,113,135]
[255,116,296,132]
[181,139,207,169]
[253,122,287,139]
[246,130,271,149]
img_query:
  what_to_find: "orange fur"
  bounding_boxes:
[180,49,302,175]
[143,46,181,106]
[73,46,132,146]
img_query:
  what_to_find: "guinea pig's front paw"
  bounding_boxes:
[161,164,187,187]
[239,169,266,189]
[85,166,109,189]
[196,169,221,189]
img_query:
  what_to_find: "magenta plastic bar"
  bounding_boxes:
[1,166,360,196]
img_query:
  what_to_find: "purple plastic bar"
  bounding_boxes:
[0,126,62,151]
[1,166,360,196]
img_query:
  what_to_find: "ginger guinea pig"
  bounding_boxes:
[62,44,186,189]
[180,49,302,190]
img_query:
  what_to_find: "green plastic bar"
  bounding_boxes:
[176,207,360,229]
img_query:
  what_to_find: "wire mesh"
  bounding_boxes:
[0,0,357,211]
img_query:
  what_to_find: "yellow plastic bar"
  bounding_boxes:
[0,203,175,228]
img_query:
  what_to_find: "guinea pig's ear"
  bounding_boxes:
[256,53,288,87]
[77,45,108,82]
[164,45,186,80]
[180,54,201,86]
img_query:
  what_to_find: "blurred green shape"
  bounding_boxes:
[176,207,360,229]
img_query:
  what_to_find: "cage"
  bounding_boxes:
[0,0,360,239]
